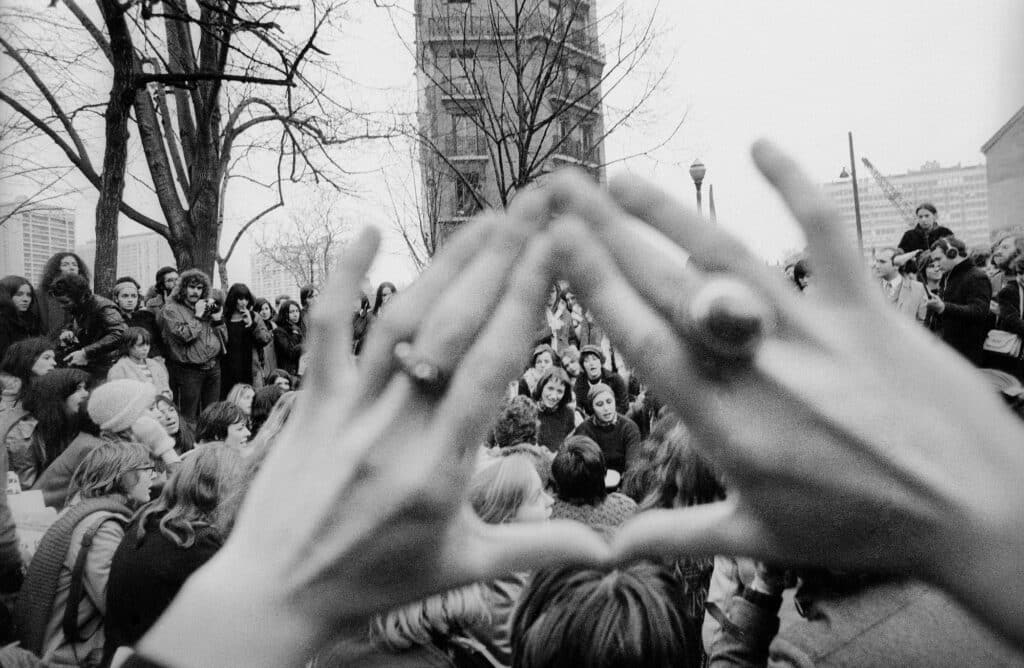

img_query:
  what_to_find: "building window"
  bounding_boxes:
[455,172,482,217]
[449,47,476,59]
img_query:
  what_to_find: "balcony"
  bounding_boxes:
[550,81,600,113]
[551,136,598,166]
[424,14,599,56]
[444,133,489,159]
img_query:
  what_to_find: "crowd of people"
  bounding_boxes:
[0,141,1023,667]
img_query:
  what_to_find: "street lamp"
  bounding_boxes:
[689,159,706,215]
[841,132,864,256]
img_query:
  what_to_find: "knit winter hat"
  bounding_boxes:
[88,379,158,433]
[579,344,604,364]
[587,382,614,408]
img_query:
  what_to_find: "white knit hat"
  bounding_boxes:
[88,379,158,433]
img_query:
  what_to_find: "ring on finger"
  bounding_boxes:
[393,341,450,396]
[684,276,774,366]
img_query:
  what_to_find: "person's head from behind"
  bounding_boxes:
[49,272,92,311]
[871,247,899,281]
[511,562,695,668]
[469,454,552,524]
[492,395,539,449]
[226,383,256,416]
[366,584,491,653]
[251,385,286,435]
[532,367,572,412]
[0,275,38,319]
[69,441,154,506]
[112,276,141,313]
[139,442,245,546]
[929,236,967,274]
[551,436,607,506]
[196,401,250,448]
[915,202,938,229]
[636,415,725,510]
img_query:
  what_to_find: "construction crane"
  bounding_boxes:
[860,157,917,227]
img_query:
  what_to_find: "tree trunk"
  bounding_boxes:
[92,0,135,296]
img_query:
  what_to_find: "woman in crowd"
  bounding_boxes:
[372,282,397,317]
[103,443,244,665]
[0,275,43,361]
[36,252,91,334]
[107,327,171,397]
[571,383,641,476]
[273,300,304,376]
[572,345,628,417]
[985,251,1024,380]
[252,298,278,388]
[516,344,558,397]
[530,367,577,452]
[549,435,636,538]
[111,276,164,359]
[226,383,256,423]
[299,285,319,336]
[352,294,372,356]
[15,441,154,666]
[3,368,90,488]
[0,336,56,415]
[222,284,271,396]
[155,394,194,457]
[466,453,554,665]
[195,401,250,448]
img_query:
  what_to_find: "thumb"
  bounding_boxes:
[610,500,758,565]
[460,512,611,582]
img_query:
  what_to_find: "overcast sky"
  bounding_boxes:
[8,0,1024,284]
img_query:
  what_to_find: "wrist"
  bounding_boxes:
[136,553,331,668]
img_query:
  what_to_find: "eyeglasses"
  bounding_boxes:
[127,466,156,474]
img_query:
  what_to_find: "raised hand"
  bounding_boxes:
[545,140,1024,646]
[136,191,609,668]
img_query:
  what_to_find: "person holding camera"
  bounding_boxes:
[159,269,227,423]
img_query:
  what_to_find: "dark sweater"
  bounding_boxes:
[897,225,954,253]
[536,404,576,453]
[103,515,222,663]
[936,260,992,365]
[572,415,640,473]
[573,370,629,417]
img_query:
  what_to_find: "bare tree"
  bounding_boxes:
[0,0,391,293]
[253,191,353,289]
[408,0,679,226]
[382,140,443,271]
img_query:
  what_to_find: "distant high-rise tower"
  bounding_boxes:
[76,232,176,292]
[0,203,75,282]
[981,105,1024,240]
[824,161,989,256]
[415,0,606,245]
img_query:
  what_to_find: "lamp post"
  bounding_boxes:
[689,159,706,216]
[842,131,864,256]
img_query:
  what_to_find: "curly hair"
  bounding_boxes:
[492,395,539,448]
[629,415,725,511]
[38,252,90,292]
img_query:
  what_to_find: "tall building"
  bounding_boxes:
[823,161,989,257]
[250,251,299,302]
[981,105,1024,240]
[415,0,606,243]
[76,231,177,292]
[0,203,75,282]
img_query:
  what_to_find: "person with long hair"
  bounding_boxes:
[530,367,577,452]
[985,252,1024,380]
[252,298,278,387]
[36,252,91,334]
[14,441,154,666]
[48,272,129,380]
[225,383,255,421]
[249,385,286,438]
[0,275,43,361]
[103,443,245,664]
[221,284,271,396]
[111,276,165,359]
[3,368,90,488]
[0,336,56,415]
[372,282,397,317]
[273,300,304,376]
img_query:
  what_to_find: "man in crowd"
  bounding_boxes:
[49,273,129,381]
[897,203,953,254]
[872,247,928,322]
[146,266,179,315]
[159,269,226,422]
[925,237,992,365]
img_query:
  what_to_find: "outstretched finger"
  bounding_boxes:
[611,501,756,565]
[301,227,381,406]
[437,232,555,458]
[751,139,872,302]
